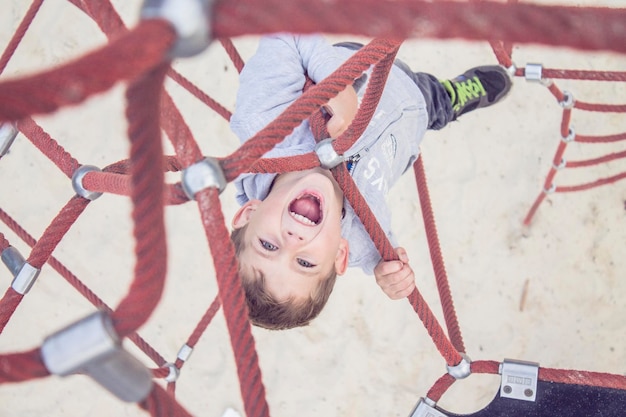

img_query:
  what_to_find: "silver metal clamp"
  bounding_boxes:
[41,311,153,402]
[181,157,227,199]
[315,138,344,170]
[141,0,212,58]
[1,246,40,295]
[0,122,19,157]
[72,165,103,201]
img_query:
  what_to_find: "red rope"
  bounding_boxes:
[140,383,194,417]
[0,0,44,75]
[413,157,465,355]
[0,348,49,383]
[0,288,22,334]
[0,19,176,122]
[167,69,233,121]
[16,118,80,179]
[213,1,626,54]
[111,62,169,338]
[196,188,270,417]
[81,170,188,205]
[26,196,89,268]
[540,367,626,391]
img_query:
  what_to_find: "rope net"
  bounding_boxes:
[0,0,625,416]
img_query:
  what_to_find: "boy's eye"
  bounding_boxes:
[260,239,278,251]
[297,258,315,268]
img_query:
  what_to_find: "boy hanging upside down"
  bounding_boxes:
[230,34,511,330]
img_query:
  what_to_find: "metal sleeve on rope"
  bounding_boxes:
[163,362,180,382]
[40,311,153,403]
[559,90,575,109]
[140,0,212,58]
[315,138,344,169]
[1,246,40,295]
[176,343,193,362]
[182,157,227,199]
[72,165,103,201]
[0,122,19,157]
[409,398,448,417]
[446,353,472,379]
[524,63,543,82]
[561,127,576,143]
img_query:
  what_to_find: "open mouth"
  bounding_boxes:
[289,193,323,226]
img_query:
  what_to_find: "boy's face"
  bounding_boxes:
[232,168,349,302]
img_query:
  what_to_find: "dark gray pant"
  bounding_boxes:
[335,42,454,130]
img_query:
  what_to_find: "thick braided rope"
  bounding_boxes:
[213,0,626,54]
[196,189,270,417]
[111,62,170,338]
[0,20,176,122]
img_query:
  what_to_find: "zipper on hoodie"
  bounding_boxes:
[346,153,361,175]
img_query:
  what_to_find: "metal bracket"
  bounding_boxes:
[409,398,449,417]
[0,122,19,157]
[41,311,153,403]
[72,165,103,201]
[141,0,212,58]
[315,138,344,169]
[181,157,227,199]
[1,246,40,295]
[499,358,539,402]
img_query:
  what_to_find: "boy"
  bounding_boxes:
[230,34,511,330]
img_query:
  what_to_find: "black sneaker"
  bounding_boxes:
[441,65,512,120]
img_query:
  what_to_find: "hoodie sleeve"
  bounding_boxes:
[230,34,345,143]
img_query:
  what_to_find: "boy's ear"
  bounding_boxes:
[232,200,261,229]
[334,238,350,275]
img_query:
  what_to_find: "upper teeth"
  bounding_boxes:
[290,211,316,225]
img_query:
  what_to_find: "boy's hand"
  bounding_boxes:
[374,247,416,300]
[323,84,358,139]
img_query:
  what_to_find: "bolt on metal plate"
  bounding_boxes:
[499,358,539,402]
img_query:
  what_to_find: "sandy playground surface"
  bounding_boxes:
[0,1,625,416]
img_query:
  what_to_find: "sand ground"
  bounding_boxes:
[0,1,624,416]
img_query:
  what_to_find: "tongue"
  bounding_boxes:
[291,196,321,224]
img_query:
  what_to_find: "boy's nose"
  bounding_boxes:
[284,230,305,243]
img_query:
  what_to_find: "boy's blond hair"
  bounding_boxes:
[231,225,337,330]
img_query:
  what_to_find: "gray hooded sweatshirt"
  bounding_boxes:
[231,34,429,274]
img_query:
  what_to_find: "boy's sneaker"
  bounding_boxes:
[441,65,512,120]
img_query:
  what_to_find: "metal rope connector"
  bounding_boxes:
[499,358,539,402]
[177,343,194,362]
[1,246,41,295]
[524,63,543,83]
[559,90,575,109]
[315,138,344,170]
[409,397,448,417]
[72,165,103,201]
[141,0,212,58]
[182,157,227,199]
[0,122,19,157]
[163,362,180,383]
[561,127,576,143]
[41,311,153,403]
[446,353,472,379]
